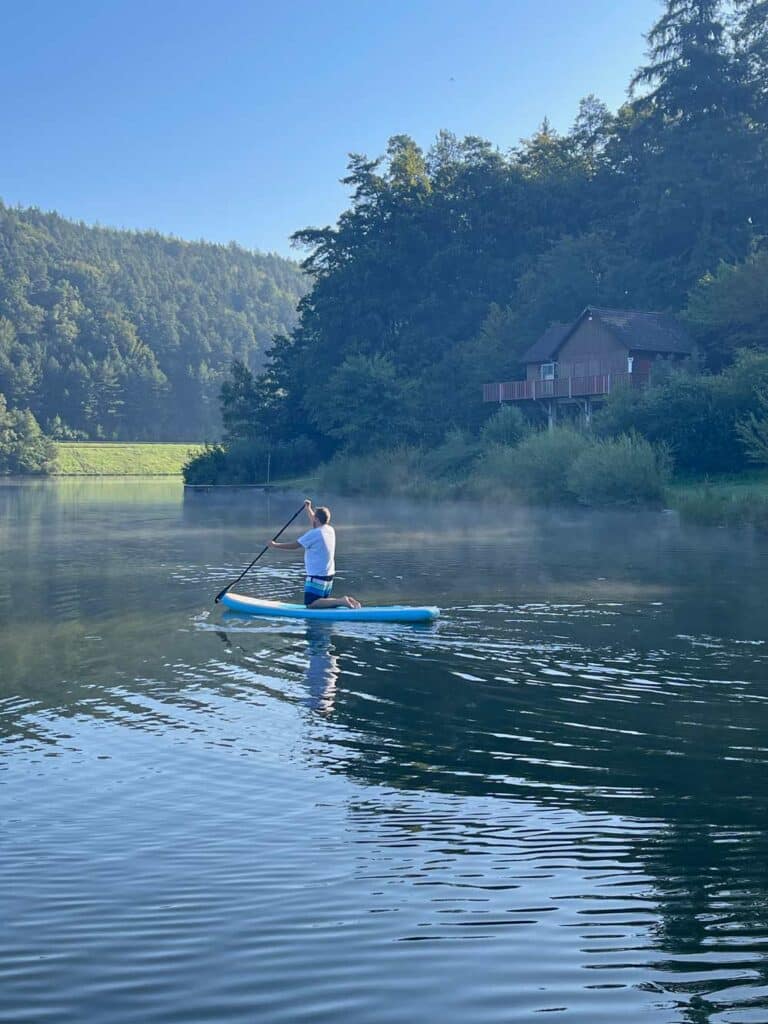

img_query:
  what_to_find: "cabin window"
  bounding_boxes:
[540,362,556,380]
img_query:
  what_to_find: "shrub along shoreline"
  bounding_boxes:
[183,405,768,530]
[317,449,768,530]
[315,440,768,530]
[310,426,670,506]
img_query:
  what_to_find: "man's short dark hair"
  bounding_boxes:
[314,506,331,525]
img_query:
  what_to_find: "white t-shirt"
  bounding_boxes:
[298,524,336,577]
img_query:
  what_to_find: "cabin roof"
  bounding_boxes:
[522,306,693,363]
[521,322,572,362]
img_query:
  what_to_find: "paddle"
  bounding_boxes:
[214,501,308,603]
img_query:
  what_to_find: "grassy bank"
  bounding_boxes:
[666,471,768,529]
[54,442,204,476]
[667,471,768,501]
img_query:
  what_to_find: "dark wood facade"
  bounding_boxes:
[484,306,692,426]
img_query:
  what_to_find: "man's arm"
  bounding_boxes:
[270,499,314,550]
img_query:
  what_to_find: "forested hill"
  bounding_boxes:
[223,0,768,463]
[0,202,307,440]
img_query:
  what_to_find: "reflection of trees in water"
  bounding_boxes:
[332,796,768,1023]
[321,633,768,823]
[630,822,768,1024]
[0,611,190,746]
[214,620,768,1019]
[304,633,768,1024]
[6,596,768,1021]
[0,617,342,750]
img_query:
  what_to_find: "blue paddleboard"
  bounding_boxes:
[220,592,440,623]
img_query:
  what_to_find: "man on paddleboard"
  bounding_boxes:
[269,499,362,609]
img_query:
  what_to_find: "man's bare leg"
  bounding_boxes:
[308,596,362,609]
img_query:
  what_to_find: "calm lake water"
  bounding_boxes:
[2,479,768,1023]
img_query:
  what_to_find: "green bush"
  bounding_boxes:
[503,428,591,504]
[469,429,670,507]
[182,436,318,485]
[480,405,530,447]
[316,446,428,496]
[318,433,482,497]
[594,351,768,475]
[567,434,672,506]
[183,443,229,484]
[421,429,480,480]
[0,395,56,474]
[736,386,768,465]
[463,443,521,500]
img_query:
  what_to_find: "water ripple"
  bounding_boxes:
[3,487,768,1021]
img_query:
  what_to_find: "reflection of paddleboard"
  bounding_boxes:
[220,592,440,623]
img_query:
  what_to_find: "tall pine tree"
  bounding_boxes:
[617,0,759,303]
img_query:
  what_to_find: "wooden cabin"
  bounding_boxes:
[483,306,693,427]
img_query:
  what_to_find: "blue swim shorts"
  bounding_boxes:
[304,575,334,606]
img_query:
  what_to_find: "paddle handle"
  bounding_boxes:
[214,501,308,603]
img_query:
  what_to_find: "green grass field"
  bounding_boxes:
[54,442,205,476]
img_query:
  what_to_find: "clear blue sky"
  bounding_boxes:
[2,0,660,257]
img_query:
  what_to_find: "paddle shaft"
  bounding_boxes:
[214,502,307,603]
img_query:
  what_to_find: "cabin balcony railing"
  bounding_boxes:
[483,371,648,403]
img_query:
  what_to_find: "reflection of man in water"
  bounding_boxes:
[305,626,339,714]
[216,624,340,715]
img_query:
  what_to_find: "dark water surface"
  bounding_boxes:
[2,479,768,1023]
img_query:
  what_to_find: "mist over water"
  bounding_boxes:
[1,479,768,1023]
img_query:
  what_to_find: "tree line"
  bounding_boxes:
[0,203,306,447]
[191,0,768,485]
